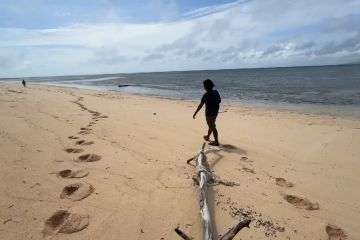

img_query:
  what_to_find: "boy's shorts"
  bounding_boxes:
[206,115,217,128]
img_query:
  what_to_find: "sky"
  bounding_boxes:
[0,0,360,77]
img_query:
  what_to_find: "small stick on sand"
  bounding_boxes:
[175,228,192,240]
[218,219,251,240]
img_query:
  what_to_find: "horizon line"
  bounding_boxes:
[1,62,359,80]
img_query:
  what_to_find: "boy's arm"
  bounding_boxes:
[193,102,204,119]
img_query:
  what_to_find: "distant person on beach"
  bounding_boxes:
[22,79,26,87]
[193,79,221,146]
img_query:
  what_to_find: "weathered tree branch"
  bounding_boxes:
[197,151,213,240]
[176,143,250,240]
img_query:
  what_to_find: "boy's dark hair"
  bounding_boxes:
[203,79,214,90]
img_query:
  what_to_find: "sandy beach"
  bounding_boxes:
[0,83,359,240]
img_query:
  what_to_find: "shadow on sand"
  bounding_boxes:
[221,143,247,155]
[187,143,247,167]
[208,143,247,168]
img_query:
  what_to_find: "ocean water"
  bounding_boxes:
[1,64,360,118]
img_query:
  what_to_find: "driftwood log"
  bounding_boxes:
[198,143,213,239]
[175,143,251,240]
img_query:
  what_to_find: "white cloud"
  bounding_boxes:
[0,0,360,77]
[181,0,245,20]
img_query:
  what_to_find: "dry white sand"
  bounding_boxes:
[0,83,359,239]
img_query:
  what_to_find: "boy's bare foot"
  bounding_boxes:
[203,135,210,141]
[209,141,219,146]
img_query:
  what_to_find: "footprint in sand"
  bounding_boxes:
[76,153,101,162]
[64,148,84,153]
[283,194,319,210]
[68,136,79,140]
[60,182,94,201]
[57,169,89,179]
[42,210,89,238]
[80,127,92,131]
[326,224,348,240]
[75,140,94,146]
[78,130,91,135]
[241,167,256,174]
[240,156,254,163]
[275,178,294,188]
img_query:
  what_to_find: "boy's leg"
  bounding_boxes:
[207,116,219,145]
[204,116,214,140]
[205,116,213,140]
[213,127,219,144]
[207,128,213,138]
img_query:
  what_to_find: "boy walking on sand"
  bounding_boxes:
[193,79,221,146]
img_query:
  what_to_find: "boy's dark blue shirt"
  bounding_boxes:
[201,89,221,116]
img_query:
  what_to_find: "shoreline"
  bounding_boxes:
[29,82,360,120]
[2,63,360,120]
[1,83,360,239]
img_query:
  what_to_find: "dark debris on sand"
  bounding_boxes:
[216,193,286,238]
